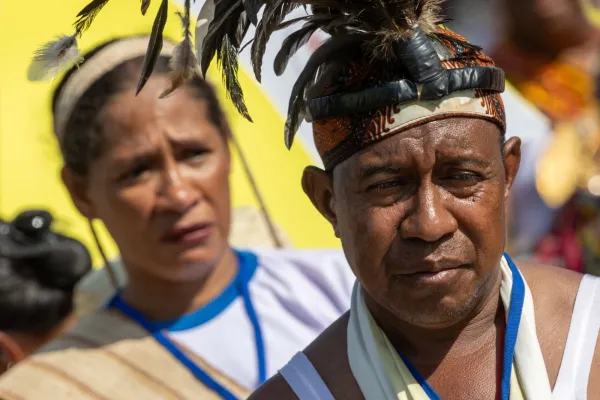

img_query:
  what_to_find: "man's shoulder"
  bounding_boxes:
[250,312,362,400]
[517,261,585,385]
[517,261,582,310]
[248,374,299,400]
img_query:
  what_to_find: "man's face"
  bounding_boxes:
[304,118,521,328]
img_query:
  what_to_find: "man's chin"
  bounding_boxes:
[386,289,482,329]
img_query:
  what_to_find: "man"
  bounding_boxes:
[202,0,599,398]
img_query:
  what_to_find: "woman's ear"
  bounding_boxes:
[0,331,25,373]
[302,166,340,237]
[61,167,96,219]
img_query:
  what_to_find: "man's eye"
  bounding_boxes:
[449,173,480,181]
[368,180,406,192]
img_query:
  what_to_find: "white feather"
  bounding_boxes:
[160,37,200,98]
[27,34,82,82]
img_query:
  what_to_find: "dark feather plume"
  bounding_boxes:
[136,0,169,94]
[141,0,151,15]
[218,35,252,121]
[74,0,110,34]
[200,0,445,141]
[284,33,362,147]
[200,0,247,76]
[273,13,353,76]
[242,0,263,25]
[250,0,296,82]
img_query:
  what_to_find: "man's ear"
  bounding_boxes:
[502,137,521,201]
[61,167,96,219]
[302,166,339,237]
[0,332,24,373]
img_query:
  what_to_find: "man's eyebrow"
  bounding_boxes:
[442,157,491,169]
[359,163,405,180]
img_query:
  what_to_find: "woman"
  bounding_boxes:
[0,209,91,375]
[0,36,353,399]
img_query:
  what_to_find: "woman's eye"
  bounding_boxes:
[182,148,208,162]
[119,164,150,183]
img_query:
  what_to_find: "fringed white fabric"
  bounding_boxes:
[347,255,552,399]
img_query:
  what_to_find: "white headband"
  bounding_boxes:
[53,37,175,140]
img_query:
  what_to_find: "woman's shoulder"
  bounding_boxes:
[247,248,355,309]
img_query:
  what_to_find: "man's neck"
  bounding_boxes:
[120,247,239,322]
[365,269,503,366]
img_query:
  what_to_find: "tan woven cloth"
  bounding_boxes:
[0,310,251,400]
[74,206,291,317]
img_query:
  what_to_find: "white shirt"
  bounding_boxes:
[79,248,355,391]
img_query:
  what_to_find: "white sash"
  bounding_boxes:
[347,255,552,399]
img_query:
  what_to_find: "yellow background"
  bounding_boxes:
[0,0,340,267]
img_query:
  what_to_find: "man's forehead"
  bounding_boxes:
[365,118,491,154]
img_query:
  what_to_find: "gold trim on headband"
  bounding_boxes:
[54,37,175,141]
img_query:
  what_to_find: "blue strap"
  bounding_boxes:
[396,253,525,400]
[501,253,525,400]
[107,252,266,400]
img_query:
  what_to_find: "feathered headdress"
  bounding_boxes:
[201,0,507,168]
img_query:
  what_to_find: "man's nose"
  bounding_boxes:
[399,180,458,243]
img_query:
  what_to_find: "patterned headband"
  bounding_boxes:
[310,29,506,170]
[53,37,174,141]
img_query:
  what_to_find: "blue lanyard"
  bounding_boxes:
[397,253,525,400]
[107,262,267,400]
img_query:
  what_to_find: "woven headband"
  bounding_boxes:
[54,37,174,141]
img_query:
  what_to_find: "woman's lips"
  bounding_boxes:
[161,223,214,244]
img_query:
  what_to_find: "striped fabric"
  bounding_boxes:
[0,311,251,400]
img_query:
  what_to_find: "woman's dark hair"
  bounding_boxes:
[0,210,92,334]
[52,37,227,176]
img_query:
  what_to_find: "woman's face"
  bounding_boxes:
[65,77,231,282]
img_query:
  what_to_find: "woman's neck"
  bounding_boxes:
[120,247,239,322]
[366,268,503,366]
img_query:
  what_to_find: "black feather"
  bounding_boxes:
[136,0,168,95]
[242,0,263,25]
[273,14,355,76]
[284,34,363,148]
[251,0,297,82]
[218,34,252,121]
[273,22,322,76]
[141,0,151,15]
[235,11,251,47]
[200,0,244,76]
[74,0,110,34]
